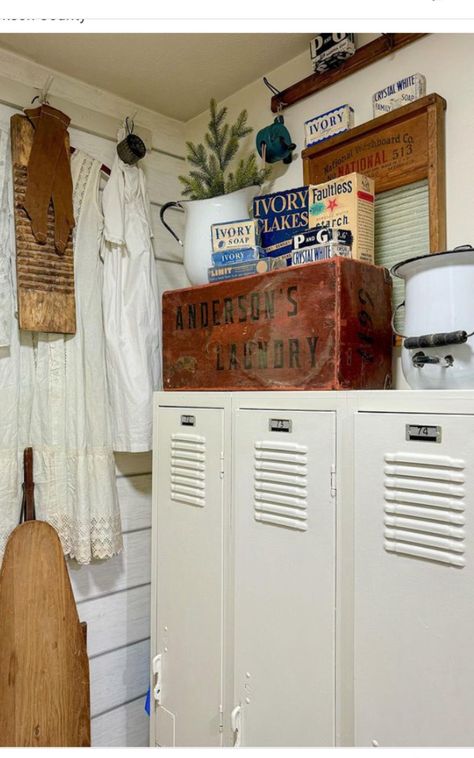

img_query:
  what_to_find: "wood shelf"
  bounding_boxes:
[271,33,428,112]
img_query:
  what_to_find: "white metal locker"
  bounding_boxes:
[354,411,474,747]
[233,408,336,747]
[152,405,226,746]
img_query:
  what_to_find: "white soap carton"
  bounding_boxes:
[211,218,262,253]
[305,104,354,148]
[310,33,356,73]
[372,73,426,116]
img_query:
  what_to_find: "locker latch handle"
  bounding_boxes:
[231,704,241,747]
[152,654,162,705]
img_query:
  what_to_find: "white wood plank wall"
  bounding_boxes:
[70,455,153,747]
[0,53,190,746]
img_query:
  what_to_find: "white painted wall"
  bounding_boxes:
[185,33,473,253]
[0,46,189,747]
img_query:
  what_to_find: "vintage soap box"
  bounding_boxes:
[211,218,263,252]
[253,186,309,256]
[372,73,426,116]
[211,246,263,267]
[310,33,356,73]
[208,254,290,282]
[304,104,354,148]
[293,227,353,250]
[308,173,374,264]
[292,243,351,265]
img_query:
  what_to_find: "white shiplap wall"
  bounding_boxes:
[0,50,189,747]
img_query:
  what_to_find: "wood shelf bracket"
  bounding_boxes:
[271,33,428,112]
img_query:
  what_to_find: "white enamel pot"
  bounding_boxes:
[391,244,474,389]
[160,186,257,285]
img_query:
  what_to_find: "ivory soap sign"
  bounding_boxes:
[305,104,354,147]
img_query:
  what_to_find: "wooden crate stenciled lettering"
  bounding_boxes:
[163,258,393,391]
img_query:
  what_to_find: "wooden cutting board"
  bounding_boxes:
[11,113,76,334]
[0,521,90,746]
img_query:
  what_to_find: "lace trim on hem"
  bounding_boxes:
[38,512,123,565]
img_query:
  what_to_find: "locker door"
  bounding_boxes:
[233,409,336,747]
[354,412,474,747]
[154,407,225,746]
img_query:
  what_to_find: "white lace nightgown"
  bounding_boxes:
[0,142,122,564]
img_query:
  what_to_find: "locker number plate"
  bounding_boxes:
[269,419,292,433]
[181,414,196,427]
[406,424,441,443]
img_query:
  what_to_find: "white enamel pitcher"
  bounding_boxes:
[160,186,256,285]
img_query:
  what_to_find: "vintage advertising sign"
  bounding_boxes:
[309,33,356,73]
[372,73,426,117]
[305,104,354,147]
[163,258,392,391]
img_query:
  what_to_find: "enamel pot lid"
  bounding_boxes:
[391,244,474,280]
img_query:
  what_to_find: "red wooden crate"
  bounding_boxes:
[162,258,393,391]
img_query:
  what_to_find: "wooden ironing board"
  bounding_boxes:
[0,449,90,746]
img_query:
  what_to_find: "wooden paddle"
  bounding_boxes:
[0,448,90,746]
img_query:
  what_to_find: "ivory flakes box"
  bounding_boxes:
[308,173,375,264]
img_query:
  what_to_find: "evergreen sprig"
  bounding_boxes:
[179,98,271,200]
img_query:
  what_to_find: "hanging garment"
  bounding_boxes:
[0,142,122,564]
[0,129,13,348]
[23,104,75,253]
[0,126,36,560]
[101,148,161,453]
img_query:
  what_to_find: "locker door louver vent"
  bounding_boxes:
[383,451,466,567]
[253,440,308,531]
[170,433,206,507]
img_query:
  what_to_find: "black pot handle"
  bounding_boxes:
[392,301,474,347]
[404,331,470,350]
[160,201,184,245]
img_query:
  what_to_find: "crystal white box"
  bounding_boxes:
[372,73,426,116]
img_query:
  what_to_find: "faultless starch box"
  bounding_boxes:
[309,172,374,264]
[305,104,354,148]
[162,257,392,391]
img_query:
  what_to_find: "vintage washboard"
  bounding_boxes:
[11,114,76,334]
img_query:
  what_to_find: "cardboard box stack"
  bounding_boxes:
[207,173,375,283]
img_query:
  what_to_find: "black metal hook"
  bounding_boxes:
[382,33,395,51]
[263,76,287,111]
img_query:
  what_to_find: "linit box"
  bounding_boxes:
[308,173,374,263]
[305,104,354,148]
